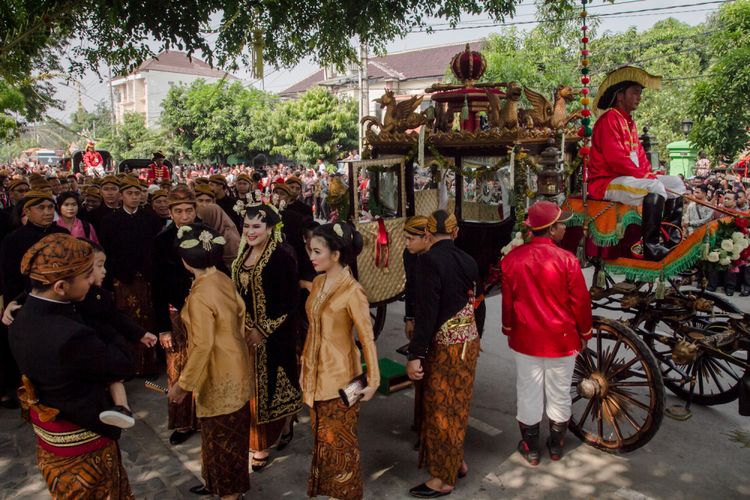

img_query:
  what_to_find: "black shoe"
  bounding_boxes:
[409,483,452,498]
[170,429,195,445]
[251,454,269,472]
[0,396,19,409]
[740,289,750,297]
[517,421,541,466]
[189,484,211,495]
[276,421,295,451]
[707,286,717,292]
[726,289,735,297]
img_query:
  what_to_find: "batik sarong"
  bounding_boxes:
[308,398,363,500]
[37,441,133,499]
[113,275,157,377]
[200,404,251,497]
[166,310,198,431]
[419,302,480,486]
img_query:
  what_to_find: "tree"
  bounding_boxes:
[689,0,750,159]
[160,79,276,163]
[270,88,357,164]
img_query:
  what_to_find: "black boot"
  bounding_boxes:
[641,193,670,261]
[662,197,684,249]
[517,421,541,466]
[546,420,568,461]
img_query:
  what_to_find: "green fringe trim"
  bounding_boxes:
[566,209,642,247]
[603,241,705,282]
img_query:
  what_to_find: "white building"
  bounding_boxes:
[111,50,237,128]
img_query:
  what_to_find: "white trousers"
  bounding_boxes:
[604,175,686,206]
[513,350,577,425]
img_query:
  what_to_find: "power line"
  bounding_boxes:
[408,1,731,32]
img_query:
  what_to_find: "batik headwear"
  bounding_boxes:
[29,177,52,192]
[151,189,168,201]
[8,178,30,191]
[138,178,148,188]
[403,215,429,236]
[21,233,94,285]
[271,178,293,196]
[285,175,303,187]
[84,186,103,200]
[167,185,197,207]
[119,175,141,192]
[194,177,209,186]
[21,190,55,210]
[593,66,661,115]
[100,175,120,188]
[0,169,10,179]
[194,184,216,199]
[208,174,227,187]
[236,173,252,184]
[175,223,226,270]
[426,210,458,235]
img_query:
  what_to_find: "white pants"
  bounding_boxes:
[513,350,577,425]
[604,175,686,206]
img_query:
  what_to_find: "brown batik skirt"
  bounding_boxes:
[200,404,251,497]
[308,399,363,500]
[36,441,134,499]
[419,338,480,486]
[166,311,198,431]
[113,275,157,377]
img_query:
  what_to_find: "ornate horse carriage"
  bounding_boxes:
[339,43,749,453]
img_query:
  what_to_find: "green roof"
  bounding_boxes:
[666,140,695,150]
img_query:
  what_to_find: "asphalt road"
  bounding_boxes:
[1,270,748,499]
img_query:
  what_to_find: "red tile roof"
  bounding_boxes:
[121,50,237,80]
[280,40,485,96]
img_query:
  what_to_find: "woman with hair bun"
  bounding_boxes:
[301,222,380,500]
[168,223,252,499]
[232,201,302,471]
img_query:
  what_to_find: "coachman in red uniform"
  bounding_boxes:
[501,201,592,465]
[588,66,686,260]
[146,151,170,184]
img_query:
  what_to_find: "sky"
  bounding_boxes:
[49,0,722,120]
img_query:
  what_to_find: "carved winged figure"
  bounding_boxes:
[486,82,523,130]
[523,85,580,129]
[366,90,425,133]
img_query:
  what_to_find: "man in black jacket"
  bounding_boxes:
[151,186,200,444]
[9,233,134,498]
[0,190,68,408]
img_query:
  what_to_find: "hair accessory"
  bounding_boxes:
[333,224,344,237]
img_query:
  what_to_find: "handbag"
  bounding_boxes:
[338,373,368,407]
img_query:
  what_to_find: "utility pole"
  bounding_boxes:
[358,42,369,154]
[108,65,117,133]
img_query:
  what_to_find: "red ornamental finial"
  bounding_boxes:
[450,44,487,84]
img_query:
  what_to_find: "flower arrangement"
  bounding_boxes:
[703,218,750,271]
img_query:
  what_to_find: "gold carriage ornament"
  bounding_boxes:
[361,44,583,151]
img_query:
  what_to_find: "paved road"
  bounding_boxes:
[1,274,749,499]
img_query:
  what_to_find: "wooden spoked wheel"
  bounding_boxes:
[643,289,748,406]
[370,304,388,340]
[569,317,665,453]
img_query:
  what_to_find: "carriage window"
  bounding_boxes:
[365,166,400,218]
[460,157,508,222]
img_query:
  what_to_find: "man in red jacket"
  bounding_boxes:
[146,152,170,184]
[501,201,592,465]
[588,66,686,260]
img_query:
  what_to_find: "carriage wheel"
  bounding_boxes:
[569,317,665,453]
[644,289,748,406]
[371,304,388,340]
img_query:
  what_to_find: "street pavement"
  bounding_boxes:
[1,271,749,499]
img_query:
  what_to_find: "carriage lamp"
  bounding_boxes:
[538,140,564,196]
[640,126,659,170]
[681,119,693,137]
